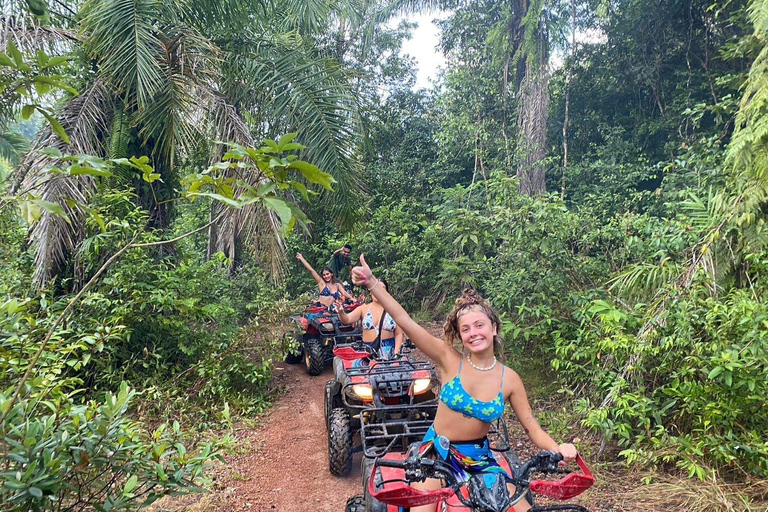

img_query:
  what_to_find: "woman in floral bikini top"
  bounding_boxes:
[351,254,578,512]
[336,277,403,356]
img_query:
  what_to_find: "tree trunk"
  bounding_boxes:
[516,56,549,195]
[561,0,576,199]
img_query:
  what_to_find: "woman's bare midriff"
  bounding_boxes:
[430,402,493,441]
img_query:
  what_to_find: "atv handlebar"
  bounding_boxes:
[372,450,593,511]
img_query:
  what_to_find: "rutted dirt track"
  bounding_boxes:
[154,361,361,512]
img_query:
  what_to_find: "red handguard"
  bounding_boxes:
[529,454,594,500]
[368,455,456,508]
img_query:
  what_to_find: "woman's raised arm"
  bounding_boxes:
[296,253,324,288]
[351,254,453,368]
[335,298,363,325]
[507,371,578,461]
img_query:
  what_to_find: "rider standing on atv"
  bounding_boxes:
[328,244,353,281]
[296,252,355,307]
[351,254,578,512]
[334,277,404,356]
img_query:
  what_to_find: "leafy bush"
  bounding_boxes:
[554,285,768,478]
[1,381,226,512]
[0,297,227,511]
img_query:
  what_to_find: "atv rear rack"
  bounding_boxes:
[340,358,440,408]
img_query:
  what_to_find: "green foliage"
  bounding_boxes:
[0,41,76,142]
[0,296,228,511]
[555,285,768,478]
[0,381,226,511]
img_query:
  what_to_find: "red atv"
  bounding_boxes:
[345,420,594,512]
[286,302,363,376]
[325,340,440,477]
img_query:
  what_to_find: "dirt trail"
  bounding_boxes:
[153,361,361,512]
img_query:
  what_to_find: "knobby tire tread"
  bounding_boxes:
[305,337,324,375]
[329,408,353,476]
[345,495,365,512]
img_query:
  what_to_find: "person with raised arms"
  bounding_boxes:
[296,252,354,307]
[350,254,578,512]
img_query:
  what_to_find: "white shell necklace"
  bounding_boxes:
[467,352,497,372]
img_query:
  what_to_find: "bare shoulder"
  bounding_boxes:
[442,347,463,371]
[502,365,525,397]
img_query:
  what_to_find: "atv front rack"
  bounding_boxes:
[361,413,515,459]
[360,404,437,458]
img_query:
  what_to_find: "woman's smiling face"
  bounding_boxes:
[322,270,333,282]
[457,309,497,354]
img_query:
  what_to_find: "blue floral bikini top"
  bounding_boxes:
[439,358,506,423]
[362,309,396,333]
[319,286,341,299]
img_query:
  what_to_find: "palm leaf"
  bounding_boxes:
[12,79,114,286]
[0,129,30,166]
[227,40,366,227]
[82,0,167,110]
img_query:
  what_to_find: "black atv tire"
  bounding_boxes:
[345,495,365,512]
[328,408,353,476]
[304,337,324,376]
[324,379,340,430]
[362,457,387,512]
[284,346,303,364]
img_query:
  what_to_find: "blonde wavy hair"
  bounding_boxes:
[443,289,505,361]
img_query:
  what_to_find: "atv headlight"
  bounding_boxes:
[352,384,373,400]
[412,378,432,395]
[321,322,334,330]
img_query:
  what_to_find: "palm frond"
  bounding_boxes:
[1,15,81,51]
[82,0,167,110]
[12,79,114,286]
[229,41,366,227]
[202,95,286,277]
[0,129,30,166]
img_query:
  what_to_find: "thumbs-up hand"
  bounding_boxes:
[351,254,374,288]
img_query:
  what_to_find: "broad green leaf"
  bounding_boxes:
[187,192,241,208]
[68,165,112,178]
[223,145,246,160]
[0,52,13,68]
[40,147,63,159]
[262,196,293,228]
[34,80,51,96]
[32,199,68,221]
[43,56,69,68]
[280,142,306,151]
[286,180,310,202]
[289,160,335,189]
[32,76,78,95]
[18,200,41,224]
[124,475,138,494]
[21,104,36,120]
[40,109,70,144]
[261,139,280,153]
[7,41,23,67]
[277,132,298,150]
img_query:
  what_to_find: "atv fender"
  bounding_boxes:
[289,315,309,331]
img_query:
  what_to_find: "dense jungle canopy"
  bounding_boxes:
[1,0,767,510]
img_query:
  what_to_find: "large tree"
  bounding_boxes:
[4,0,366,285]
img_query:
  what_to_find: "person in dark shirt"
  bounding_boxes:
[327,244,352,280]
